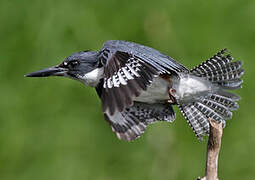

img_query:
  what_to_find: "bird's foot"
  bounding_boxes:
[168,88,176,104]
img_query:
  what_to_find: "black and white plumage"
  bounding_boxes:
[25,40,244,141]
[104,102,175,141]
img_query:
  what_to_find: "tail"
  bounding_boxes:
[178,49,244,139]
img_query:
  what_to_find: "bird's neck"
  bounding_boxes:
[78,67,104,87]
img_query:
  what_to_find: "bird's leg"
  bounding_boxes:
[168,88,176,104]
[159,74,177,104]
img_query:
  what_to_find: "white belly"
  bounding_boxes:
[172,74,217,103]
[134,77,169,103]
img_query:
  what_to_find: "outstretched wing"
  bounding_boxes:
[98,51,158,115]
[104,102,175,141]
[97,40,188,115]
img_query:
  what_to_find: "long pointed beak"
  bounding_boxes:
[25,66,67,77]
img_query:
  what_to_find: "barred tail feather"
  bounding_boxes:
[217,79,243,90]
[180,49,243,139]
[178,104,210,139]
[178,90,239,140]
[199,99,232,119]
[191,48,244,89]
[210,92,239,111]
[216,90,240,102]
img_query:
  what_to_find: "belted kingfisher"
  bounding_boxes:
[26,40,244,141]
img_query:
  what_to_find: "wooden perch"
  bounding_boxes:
[198,118,223,180]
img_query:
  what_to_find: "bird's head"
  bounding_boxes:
[25,51,104,86]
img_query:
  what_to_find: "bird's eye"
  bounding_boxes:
[68,60,79,68]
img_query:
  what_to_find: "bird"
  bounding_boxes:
[25,40,244,141]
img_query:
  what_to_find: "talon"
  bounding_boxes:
[168,88,176,104]
[169,88,176,96]
[168,99,174,104]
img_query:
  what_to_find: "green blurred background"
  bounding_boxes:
[0,0,254,179]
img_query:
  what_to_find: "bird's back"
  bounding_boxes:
[102,40,188,73]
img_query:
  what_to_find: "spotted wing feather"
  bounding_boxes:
[99,51,161,115]
[98,41,189,115]
[104,102,175,141]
